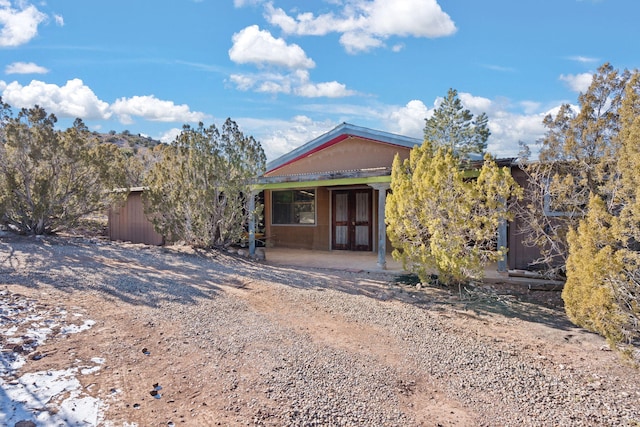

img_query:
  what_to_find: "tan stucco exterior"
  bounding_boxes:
[265,137,413,177]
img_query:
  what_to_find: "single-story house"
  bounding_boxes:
[249,122,540,271]
[108,123,541,271]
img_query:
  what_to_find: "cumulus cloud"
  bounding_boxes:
[54,14,63,26]
[110,95,211,124]
[265,0,456,53]
[229,25,315,69]
[387,99,429,137]
[295,81,355,98]
[559,72,593,93]
[1,78,111,120]
[5,61,48,74]
[0,0,47,47]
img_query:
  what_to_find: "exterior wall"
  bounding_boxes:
[508,167,543,270]
[264,188,330,250]
[265,137,412,176]
[108,191,164,246]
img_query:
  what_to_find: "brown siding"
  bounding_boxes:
[108,191,164,246]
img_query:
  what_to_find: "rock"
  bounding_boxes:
[254,248,266,261]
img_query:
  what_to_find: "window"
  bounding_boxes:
[272,189,316,225]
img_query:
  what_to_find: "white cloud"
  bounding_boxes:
[567,55,599,64]
[229,69,355,98]
[559,72,593,93]
[296,81,355,98]
[387,99,429,137]
[110,95,210,124]
[265,0,456,54]
[5,61,49,74]
[0,1,47,47]
[1,78,111,120]
[158,127,182,144]
[229,25,315,69]
[240,115,337,161]
[54,14,63,26]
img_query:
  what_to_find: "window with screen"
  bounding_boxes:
[272,189,316,225]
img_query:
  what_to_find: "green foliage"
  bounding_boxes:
[518,63,630,273]
[563,71,640,355]
[0,102,127,235]
[386,140,521,285]
[143,118,266,248]
[424,88,490,157]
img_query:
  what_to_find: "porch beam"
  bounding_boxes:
[253,175,391,191]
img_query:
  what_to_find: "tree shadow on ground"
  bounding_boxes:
[1,233,577,333]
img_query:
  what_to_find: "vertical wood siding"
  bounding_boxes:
[108,191,164,246]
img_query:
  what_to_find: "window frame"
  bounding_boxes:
[271,188,317,226]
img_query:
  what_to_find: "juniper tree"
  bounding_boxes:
[143,118,265,248]
[517,63,630,274]
[386,139,521,286]
[563,71,640,355]
[0,102,127,234]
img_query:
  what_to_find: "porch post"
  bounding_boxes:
[248,190,256,257]
[370,183,390,269]
[497,195,508,273]
[497,218,507,273]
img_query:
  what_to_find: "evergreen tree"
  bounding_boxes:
[386,140,521,285]
[517,63,630,274]
[424,88,490,157]
[0,102,127,234]
[563,71,640,356]
[143,118,265,248]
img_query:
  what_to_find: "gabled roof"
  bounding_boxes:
[265,122,422,175]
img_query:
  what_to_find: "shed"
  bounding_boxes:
[108,188,164,246]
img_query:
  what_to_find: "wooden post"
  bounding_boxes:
[248,190,256,257]
[370,183,390,269]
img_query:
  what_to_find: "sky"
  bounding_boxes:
[1,0,638,162]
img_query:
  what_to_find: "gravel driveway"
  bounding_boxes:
[1,234,639,426]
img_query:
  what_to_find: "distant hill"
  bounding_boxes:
[93,131,163,150]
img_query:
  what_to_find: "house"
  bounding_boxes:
[250,122,539,272]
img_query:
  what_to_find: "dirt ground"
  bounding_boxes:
[1,234,637,426]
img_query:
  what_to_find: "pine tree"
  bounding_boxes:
[424,88,490,157]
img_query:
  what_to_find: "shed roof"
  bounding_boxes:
[265,122,422,175]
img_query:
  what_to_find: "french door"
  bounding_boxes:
[332,189,372,251]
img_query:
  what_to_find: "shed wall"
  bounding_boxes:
[108,191,164,246]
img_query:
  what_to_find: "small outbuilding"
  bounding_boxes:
[107,187,164,246]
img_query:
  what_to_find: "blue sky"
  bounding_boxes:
[1,0,637,161]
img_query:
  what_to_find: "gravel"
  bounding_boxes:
[1,235,639,426]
